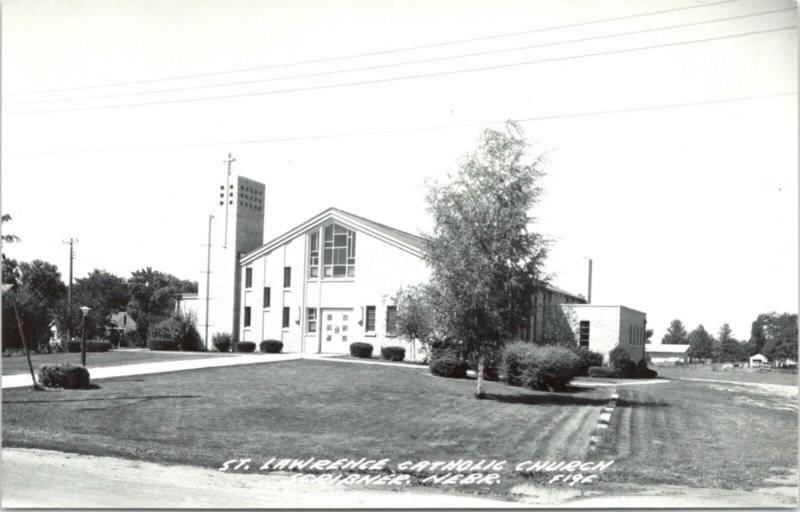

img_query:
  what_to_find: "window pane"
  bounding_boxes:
[333,265,346,277]
[366,306,376,332]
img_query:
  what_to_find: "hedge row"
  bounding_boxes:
[148,338,180,351]
[380,346,405,362]
[430,356,467,378]
[503,343,581,390]
[66,340,112,353]
[236,341,256,353]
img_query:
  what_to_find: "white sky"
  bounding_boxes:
[2,0,797,342]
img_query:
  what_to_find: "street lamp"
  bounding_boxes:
[79,306,91,366]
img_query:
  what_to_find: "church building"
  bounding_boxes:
[188,169,646,363]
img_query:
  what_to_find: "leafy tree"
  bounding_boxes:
[395,284,434,362]
[127,267,190,344]
[2,260,66,351]
[424,121,549,398]
[1,214,21,244]
[715,323,739,363]
[65,269,130,339]
[758,312,798,363]
[661,319,689,345]
[749,319,767,356]
[645,329,654,344]
[540,304,577,346]
[687,324,714,361]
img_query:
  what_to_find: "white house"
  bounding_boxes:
[749,353,769,368]
[645,344,690,365]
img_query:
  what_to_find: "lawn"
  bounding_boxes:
[594,379,798,490]
[1,350,232,376]
[655,365,798,386]
[2,359,610,493]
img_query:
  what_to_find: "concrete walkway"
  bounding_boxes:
[1,352,304,389]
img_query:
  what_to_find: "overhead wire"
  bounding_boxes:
[7,25,795,115]
[8,92,794,155]
[6,6,793,107]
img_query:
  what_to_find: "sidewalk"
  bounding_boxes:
[1,352,304,389]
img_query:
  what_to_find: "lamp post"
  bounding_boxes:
[79,306,91,366]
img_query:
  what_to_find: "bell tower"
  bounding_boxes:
[197,154,265,349]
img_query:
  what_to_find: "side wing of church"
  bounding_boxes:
[238,207,429,354]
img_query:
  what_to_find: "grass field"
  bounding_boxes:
[2,359,610,493]
[595,379,797,490]
[655,365,798,386]
[1,350,231,376]
[3,359,797,496]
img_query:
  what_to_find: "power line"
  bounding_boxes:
[8,6,793,107]
[9,92,794,155]
[6,0,744,96]
[8,25,795,116]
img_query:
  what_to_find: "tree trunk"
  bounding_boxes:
[475,354,485,399]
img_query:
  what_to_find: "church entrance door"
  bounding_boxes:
[321,308,353,353]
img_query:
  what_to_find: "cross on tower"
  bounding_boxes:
[222,153,236,248]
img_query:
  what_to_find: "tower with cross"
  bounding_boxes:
[196,153,266,348]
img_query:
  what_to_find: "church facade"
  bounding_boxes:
[191,172,645,362]
[237,207,429,354]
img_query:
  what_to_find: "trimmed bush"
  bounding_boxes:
[429,338,463,359]
[213,332,232,352]
[150,315,202,351]
[381,346,406,362]
[570,346,604,376]
[66,340,112,353]
[260,340,283,353]
[632,359,658,379]
[588,366,619,378]
[502,342,581,390]
[38,364,90,389]
[236,341,256,353]
[148,338,180,351]
[350,342,373,358]
[430,356,467,378]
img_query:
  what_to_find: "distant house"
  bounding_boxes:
[749,353,769,368]
[109,311,137,334]
[645,344,690,365]
[176,293,198,319]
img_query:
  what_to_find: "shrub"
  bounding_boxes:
[38,364,90,389]
[150,315,202,351]
[465,352,502,381]
[350,342,373,358]
[381,346,406,362]
[609,346,630,369]
[570,346,604,376]
[148,338,180,351]
[588,366,619,378]
[260,340,283,353]
[429,338,463,359]
[430,356,467,378]
[632,359,658,379]
[502,342,581,390]
[66,340,112,352]
[236,341,256,353]
[123,330,144,348]
[213,332,232,352]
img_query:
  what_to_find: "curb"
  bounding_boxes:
[589,390,619,452]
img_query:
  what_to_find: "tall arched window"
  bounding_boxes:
[323,223,356,278]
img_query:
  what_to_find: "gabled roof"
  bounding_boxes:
[240,207,425,265]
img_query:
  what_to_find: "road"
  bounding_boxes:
[1,448,518,508]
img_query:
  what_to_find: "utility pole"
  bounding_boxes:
[203,215,214,348]
[222,153,235,249]
[586,257,593,304]
[63,238,78,349]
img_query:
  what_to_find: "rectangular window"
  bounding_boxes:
[629,325,633,344]
[244,307,251,328]
[263,287,271,308]
[307,308,317,333]
[308,231,320,278]
[579,321,590,347]
[245,267,253,288]
[323,223,356,278]
[283,267,291,288]
[365,306,376,332]
[282,307,290,329]
[386,306,397,336]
